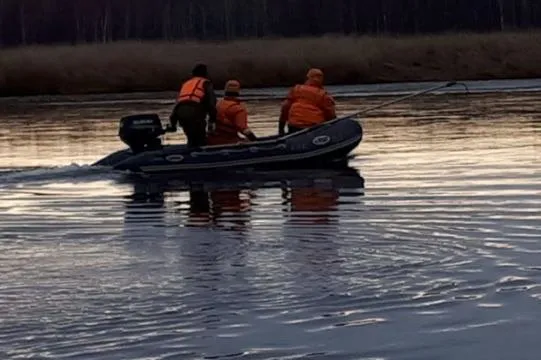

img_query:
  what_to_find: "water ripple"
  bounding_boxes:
[1,93,541,359]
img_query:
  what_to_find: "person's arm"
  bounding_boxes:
[203,80,218,124]
[279,87,295,135]
[233,104,257,141]
[321,91,337,121]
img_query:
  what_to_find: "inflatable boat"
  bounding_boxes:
[93,113,363,174]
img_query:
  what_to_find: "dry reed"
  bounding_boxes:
[1,31,541,96]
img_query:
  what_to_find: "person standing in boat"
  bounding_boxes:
[206,80,258,146]
[166,63,218,148]
[278,68,336,135]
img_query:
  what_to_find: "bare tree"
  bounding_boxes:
[1,0,541,47]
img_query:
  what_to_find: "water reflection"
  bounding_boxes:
[283,181,341,226]
[122,167,365,231]
[119,167,367,349]
[3,90,541,359]
[183,187,254,230]
[120,167,366,348]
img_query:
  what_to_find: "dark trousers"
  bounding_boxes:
[171,103,208,148]
[181,118,207,148]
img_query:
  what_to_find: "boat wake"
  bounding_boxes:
[0,163,121,188]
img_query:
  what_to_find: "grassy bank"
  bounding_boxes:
[1,31,541,97]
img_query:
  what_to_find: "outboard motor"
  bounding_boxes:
[118,113,165,154]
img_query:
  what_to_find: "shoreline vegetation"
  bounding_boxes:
[1,31,541,97]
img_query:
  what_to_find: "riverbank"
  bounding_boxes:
[1,31,541,97]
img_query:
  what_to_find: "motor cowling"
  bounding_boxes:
[118,113,164,154]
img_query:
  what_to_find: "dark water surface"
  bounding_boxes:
[1,87,540,359]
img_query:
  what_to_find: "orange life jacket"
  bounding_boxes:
[207,98,248,145]
[177,76,207,103]
[287,84,335,128]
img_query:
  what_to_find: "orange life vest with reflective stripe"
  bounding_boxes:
[177,76,207,103]
[288,84,328,127]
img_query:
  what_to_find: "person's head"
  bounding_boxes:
[224,79,241,97]
[192,63,208,77]
[306,68,324,86]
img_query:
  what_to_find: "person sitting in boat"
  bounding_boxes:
[166,63,218,148]
[206,80,258,146]
[278,68,336,135]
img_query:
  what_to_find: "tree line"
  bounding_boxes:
[0,0,539,47]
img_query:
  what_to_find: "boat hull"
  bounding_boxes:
[93,115,363,174]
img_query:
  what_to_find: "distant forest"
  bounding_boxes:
[0,0,539,47]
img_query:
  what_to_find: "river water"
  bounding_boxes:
[1,81,540,359]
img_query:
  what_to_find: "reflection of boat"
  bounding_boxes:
[120,166,365,193]
[121,166,364,228]
[93,113,363,174]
